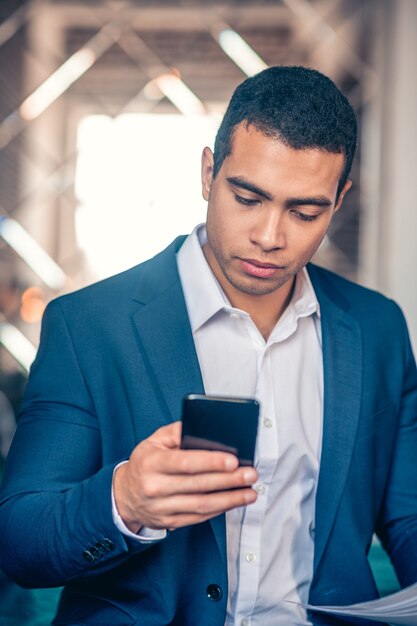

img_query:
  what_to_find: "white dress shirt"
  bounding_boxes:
[178,225,323,626]
[113,224,323,625]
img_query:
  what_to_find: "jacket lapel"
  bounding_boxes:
[130,236,227,564]
[131,236,204,423]
[308,265,363,573]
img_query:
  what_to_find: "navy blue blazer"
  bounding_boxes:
[1,236,417,626]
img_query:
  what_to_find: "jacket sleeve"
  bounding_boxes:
[0,299,156,589]
[376,305,417,587]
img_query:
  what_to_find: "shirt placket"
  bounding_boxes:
[234,339,279,625]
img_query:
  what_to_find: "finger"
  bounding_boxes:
[144,467,258,497]
[180,466,258,493]
[167,509,246,529]
[148,421,182,449]
[151,447,239,475]
[147,489,258,529]
[151,488,257,520]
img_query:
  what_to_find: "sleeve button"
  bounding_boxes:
[90,546,101,558]
[101,538,115,552]
[82,550,95,563]
[206,584,222,601]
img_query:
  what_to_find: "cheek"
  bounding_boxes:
[292,223,331,257]
[206,207,227,253]
[310,227,329,247]
[207,201,239,240]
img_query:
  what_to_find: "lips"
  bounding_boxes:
[239,258,284,278]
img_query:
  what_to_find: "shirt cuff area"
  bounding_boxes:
[111,461,167,543]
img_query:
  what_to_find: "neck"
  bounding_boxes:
[203,245,295,340]
[231,281,295,340]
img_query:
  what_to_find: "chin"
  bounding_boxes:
[229,274,292,297]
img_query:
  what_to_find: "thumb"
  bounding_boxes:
[149,420,182,449]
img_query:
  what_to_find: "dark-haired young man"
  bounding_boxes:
[1,67,417,626]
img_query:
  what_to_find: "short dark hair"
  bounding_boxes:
[213,66,357,197]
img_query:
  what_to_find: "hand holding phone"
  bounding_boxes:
[114,420,259,533]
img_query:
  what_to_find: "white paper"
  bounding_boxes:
[300,581,417,625]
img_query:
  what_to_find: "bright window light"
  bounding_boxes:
[75,113,217,279]
[20,49,96,121]
[154,74,206,116]
[218,29,268,76]
[0,216,67,290]
[0,322,36,372]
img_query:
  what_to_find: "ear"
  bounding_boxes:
[333,179,352,213]
[201,147,214,202]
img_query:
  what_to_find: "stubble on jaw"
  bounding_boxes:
[203,240,297,298]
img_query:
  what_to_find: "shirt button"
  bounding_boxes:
[241,620,250,626]
[255,483,266,495]
[263,417,273,428]
[245,552,256,563]
[229,312,240,319]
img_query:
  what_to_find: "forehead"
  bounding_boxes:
[224,123,345,195]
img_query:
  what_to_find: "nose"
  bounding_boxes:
[249,209,286,251]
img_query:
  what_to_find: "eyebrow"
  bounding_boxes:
[226,176,333,208]
[285,196,332,208]
[226,176,273,201]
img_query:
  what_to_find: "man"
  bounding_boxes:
[1,66,416,626]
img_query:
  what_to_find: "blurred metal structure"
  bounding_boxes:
[0,0,416,362]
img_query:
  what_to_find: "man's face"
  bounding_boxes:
[201,123,351,300]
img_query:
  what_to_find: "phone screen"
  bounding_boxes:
[181,394,259,466]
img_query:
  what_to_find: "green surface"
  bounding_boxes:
[0,572,61,626]
[369,535,400,597]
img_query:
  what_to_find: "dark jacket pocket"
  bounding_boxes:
[53,592,135,626]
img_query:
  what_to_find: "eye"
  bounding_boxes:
[234,194,259,207]
[293,211,319,222]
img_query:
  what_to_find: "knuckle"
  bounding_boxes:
[141,479,159,499]
[185,474,198,491]
[138,450,154,473]
[195,498,210,516]
[160,515,174,529]
[178,454,192,473]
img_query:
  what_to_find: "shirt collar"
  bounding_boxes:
[292,262,321,320]
[177,224,320,333]
[177,224,228,331]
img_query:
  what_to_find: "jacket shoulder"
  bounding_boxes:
[49,263,144,315]
[47,235,187,315]
[308,263,403,322]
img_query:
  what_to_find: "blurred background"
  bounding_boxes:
[0,0,415,624]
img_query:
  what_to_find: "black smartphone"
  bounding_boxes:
[181,394,259,466]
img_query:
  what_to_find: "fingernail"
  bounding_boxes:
[224,456,237,470]
[243,469,256,483]
[245,490,257,503]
